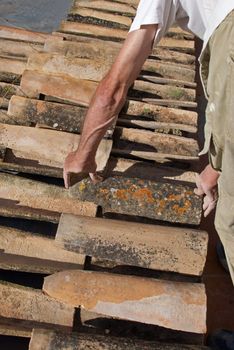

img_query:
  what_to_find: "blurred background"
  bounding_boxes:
[0,0,73,32]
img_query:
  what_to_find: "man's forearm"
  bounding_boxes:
[73,74,128,167]
[63,25,158,186]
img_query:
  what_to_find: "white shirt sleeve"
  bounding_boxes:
[129,0,180,44]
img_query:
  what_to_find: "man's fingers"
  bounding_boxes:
[204,200,217,217]
[202,194,217,217]
[194,187,204,196]
[63,169,70,189]
[194,174,205,196]
[89,172,103,184]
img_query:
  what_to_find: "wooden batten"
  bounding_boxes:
[56,214,208,275]
[123,100,197,126]
[26,52,194,83]
[20,70,97,106]
[117,117,197,133]
[19,70,196,110]
[0,225,85,273]
[138,75,196,89]
[59,21,195,52]
[43,35,122,60]
[0,82,23,100]
[44,36,195,65]
[0,172,97,221]
[0,281,75,331]
[70,176,202,225]
[43,270,207,334]
[0,56,26,76]
[7,96,113,138]
[0,25,52,43]
[0,110,9,127]
[112,147,198,163]
[8,96,87,132]
[142,60,195,82]
[113,0,139,6]
[72,0,136,16]
[0,124,112,170]
[69,7,132,28]
[116,127,199,157]
[26,52,109,82]
[132,81,195,101]
[29,329,209,350]
[0,38,43,58]
[59,21,127,41]
[106,157,197,183]
[0,324,31,338]
[0,71,21,85]
[0,97,9,109]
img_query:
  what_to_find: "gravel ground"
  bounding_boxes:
[0,0,73,32]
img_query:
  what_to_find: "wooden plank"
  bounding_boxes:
[152,38,195,54]
[116,127,199,157]
[0,281,75,331]
[59,22,195,52]
[0,82,23,99]
[117,117,197,133]
[26,52,194,83]
[69,7,132,28]
[20,70,97,106]
[43,270,207,333]
[20,70,196,109]
[0,109,10,125]
[0,324,31,338]
[8,95,87,131]
[72,0,136,16]
[112,147,198,163]
[44,36,195,65]
[135,98,197,109]
[0,124,112,170]
[142,61,195,82]
[27,53,109,82]
[0,225,85,273]
[56,214,208,275]
[123,100,198,126]
[106,157,197,183]
[0,252,83,275]
[0,159,63,179]
[0,56,26,75]
[0,97,9,109]
[0,172,97,221]
[29,329,209,350]
[0,38,43,58]
[79,308,205,345]
[74,0,139,10]
[59,20,127,41]
[0,25,51,43]
[8,97,197,135]
[69,176,202,225]
[132,81,195,101]
[139,75,196,89]
[0,71,21,84]
[7,96,114,138]
[114,0,139,6]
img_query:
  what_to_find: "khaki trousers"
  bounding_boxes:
[201,11,234,284]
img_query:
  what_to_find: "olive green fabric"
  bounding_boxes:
[201,10,234,284]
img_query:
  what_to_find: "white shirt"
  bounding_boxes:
[130,0,234,55]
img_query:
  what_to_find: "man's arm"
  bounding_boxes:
[63,24,158,188]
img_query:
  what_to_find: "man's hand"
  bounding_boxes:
[63,151,102,189]
[194,164,220,217]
